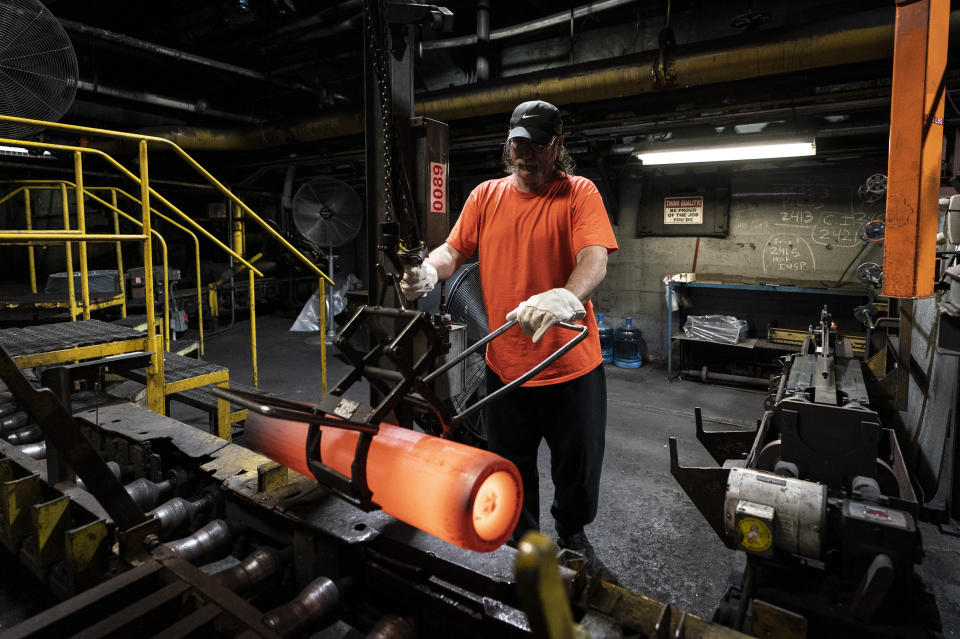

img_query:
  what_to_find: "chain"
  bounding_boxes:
[365,0,394,223]
[363,0,422,257]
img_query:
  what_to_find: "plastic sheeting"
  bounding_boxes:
[290,273,361,332]
[683,315,748,344]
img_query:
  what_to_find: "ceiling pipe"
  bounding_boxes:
[151,10,960,151]
[60,18,319,95]
[76,80,262,124]
[420,0,636,51]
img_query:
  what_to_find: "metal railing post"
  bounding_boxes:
[157,235,171,351]
[73,152,91,319]
[24,190,36,294]
[249,269,258,387]
[110,189,127,318]
[59,183,78,321]
[111,188,204,356]
[319,277,327,395]
[139,141,165,414]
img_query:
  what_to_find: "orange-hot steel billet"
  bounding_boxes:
[245,413,523,552]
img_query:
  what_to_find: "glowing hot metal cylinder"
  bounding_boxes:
[246,413,522,552]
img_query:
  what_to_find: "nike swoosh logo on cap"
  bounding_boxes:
[520,113,538,119]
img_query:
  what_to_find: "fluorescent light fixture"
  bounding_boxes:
[0,145,28,155]
[635,140,816,166]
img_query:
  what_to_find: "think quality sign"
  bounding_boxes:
[664,196,704,224]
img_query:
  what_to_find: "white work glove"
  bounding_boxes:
[399,261,438,300]
[506,288,586,344]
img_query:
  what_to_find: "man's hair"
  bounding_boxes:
[501,142,576,176]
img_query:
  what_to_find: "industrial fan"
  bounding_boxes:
[292,176,363,341]
[444,261,488,443]
[0,0,78,139]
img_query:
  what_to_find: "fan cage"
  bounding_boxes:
[292,177,363,248]
[446,261,488,441]
[0,0,78,140]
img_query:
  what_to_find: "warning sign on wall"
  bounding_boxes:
[664,196,704,225]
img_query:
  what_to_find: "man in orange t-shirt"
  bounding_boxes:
[401,100,618,583]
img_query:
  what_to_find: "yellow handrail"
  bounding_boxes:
[107,187,203,355]
[109,188,127,319]
[14,181,207,356]
[0,184,172,348]
[0,140,263,276]
[60,183,78,321]
[0,140,164,411]
[24,191,36,294]
[0,114,331,285]
[0,114,332,397]
[74,152,91,319]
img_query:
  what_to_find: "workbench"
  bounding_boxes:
[666,281,874,379]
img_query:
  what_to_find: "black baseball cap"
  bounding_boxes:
[507,100,562,145]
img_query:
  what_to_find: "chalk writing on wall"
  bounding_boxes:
[771,184,865,247]
[811,212,866,247]
[731,201,768,234]
[762,234,817,274]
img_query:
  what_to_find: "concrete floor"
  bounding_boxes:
[163,313,960,635]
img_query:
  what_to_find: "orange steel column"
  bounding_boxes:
[882,0,949,298]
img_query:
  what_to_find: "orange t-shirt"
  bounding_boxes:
[446,173,618,386]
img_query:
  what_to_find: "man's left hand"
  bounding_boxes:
[506,288,586,343]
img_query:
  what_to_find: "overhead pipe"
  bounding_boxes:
[77,80,262,124]
[257,0,362,40]
[420,0,637,51]
[60,19,319,95]
[154,10,960,151]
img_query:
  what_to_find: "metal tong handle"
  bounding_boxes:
[423,319,588,426]
[211,387,379,434]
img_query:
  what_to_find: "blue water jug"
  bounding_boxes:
[597,314,613,364]
[614,317,644,369]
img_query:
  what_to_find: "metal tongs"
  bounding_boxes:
[427,318,586,425]
[214,315,587,432]
[213,311,587,507]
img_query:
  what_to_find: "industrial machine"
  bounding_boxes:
[0,311,753,638]
[671,307,928,638]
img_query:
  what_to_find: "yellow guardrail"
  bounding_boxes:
[0,113,334,416]
[0,184,173,348]
[10,181,210,356]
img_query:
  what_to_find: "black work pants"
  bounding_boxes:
[484,364,607,541]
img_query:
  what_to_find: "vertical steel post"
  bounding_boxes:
[139,141,165,414]
[60,183,78,321]
[882,0,949,298]
[249,269,258,387]
[39,366,71,485]
[110,189,127,318]
[232,200,244,256]
[24,190,36,294]
[158,236,171,351]
[319,277,327,394]
[73,152,91,319]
